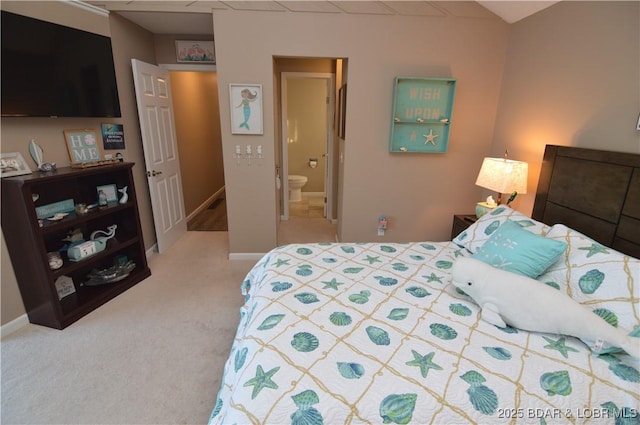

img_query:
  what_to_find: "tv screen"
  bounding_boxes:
[1,11,121,118]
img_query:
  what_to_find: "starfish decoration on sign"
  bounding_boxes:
[423,129,439,145]
[321,277,344,290]
[578,243,609,258]
[542,336,579,358]
[244,365,280,399]
[406,350,443,378]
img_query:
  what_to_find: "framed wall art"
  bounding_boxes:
[229,84,263,135]
[101,123,125,150]
[176,40,215,63]
[389,77,456,153]
[0,152,32,178]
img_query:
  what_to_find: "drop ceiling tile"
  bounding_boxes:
[382,1,445,17]
[221,1,287,12]
[329,1,394,15]
[277,1,342,13]
[433,1,498,19]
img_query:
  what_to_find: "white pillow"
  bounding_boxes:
[539,224,640,337]
[452,206,550,254]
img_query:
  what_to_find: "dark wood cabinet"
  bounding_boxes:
[451,214,477,240]
[1,163,151,329]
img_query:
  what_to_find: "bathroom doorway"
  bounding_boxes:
[280,72,335,221]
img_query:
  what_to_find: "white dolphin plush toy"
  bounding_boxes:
[451,257,639,360]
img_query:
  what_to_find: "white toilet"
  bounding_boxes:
[288,175,308,202]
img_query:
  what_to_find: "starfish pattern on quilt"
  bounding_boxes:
[244,365,280,399]
[322,278,344,290]
[363,255,382,265]
[274,258,290,267]
[423,272,444,283]
[543,336,580,358]
[578,243,609,258]
[406,350,443,378]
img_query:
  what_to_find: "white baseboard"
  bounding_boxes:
[229,253,265,261]
[186,186,225,222]
[1,314,29,339]
[146,244,158,259]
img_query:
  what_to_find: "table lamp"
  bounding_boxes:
[474,152,528,217]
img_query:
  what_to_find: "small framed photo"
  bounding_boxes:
[229,83,263,135]
[0,152,32,178]
[175,40,215,63]
[96,184,118,203]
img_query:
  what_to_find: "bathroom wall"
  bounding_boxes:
[286,78,327,194]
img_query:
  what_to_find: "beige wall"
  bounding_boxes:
[170,71,225,215]
[490,1,640,215]
[214,9,510,253]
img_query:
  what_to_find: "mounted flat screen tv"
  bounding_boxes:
[1,11,121,118]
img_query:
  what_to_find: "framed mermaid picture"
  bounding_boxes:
[229,84,263,135]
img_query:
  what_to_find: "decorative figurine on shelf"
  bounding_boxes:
[67,225,117,262]
[28,139,56,172]
[118,186,128,204]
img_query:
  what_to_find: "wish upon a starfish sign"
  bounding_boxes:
[389,77,456,153]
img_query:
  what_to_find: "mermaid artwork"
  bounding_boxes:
[236,88,258,130]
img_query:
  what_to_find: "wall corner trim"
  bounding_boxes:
[65,0,110,17]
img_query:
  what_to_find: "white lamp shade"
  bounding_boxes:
[475,157,528,194]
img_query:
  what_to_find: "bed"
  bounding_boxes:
[209,145,640,424]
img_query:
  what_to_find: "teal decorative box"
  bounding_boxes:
[35,198,75,219]
[389,77,456,153]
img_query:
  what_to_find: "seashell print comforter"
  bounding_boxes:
[209,241,639,424]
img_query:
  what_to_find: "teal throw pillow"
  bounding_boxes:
[472,219,567,278]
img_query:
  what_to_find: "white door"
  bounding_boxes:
[131,59,187,254]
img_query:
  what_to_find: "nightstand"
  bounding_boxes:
[451,214,477,240]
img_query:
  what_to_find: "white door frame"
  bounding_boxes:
[280,72,335,221]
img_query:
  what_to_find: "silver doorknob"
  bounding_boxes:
[146,170,163,177]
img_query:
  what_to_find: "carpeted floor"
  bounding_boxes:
[0,218,337,424]
[1,232,255,425]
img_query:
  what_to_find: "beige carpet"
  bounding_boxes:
[1,232,255,425]
[1,219,337,425]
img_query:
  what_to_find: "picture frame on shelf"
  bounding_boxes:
[175,40,215,63]
[0,152,32,178]
[229,83,263,135]
[96,184,118,203]
[64,129,104,165]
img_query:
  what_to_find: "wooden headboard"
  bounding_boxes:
[532,145,640,258]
